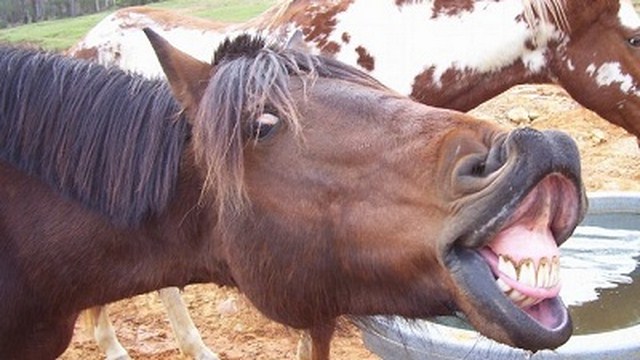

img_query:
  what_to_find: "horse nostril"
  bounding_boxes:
[451,134,508,196]
[453,147,506,196]
[471,161,486,177]
[483,141,507,175]
[465,143,505,178]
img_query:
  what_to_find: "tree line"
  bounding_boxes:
[0,0,160,28]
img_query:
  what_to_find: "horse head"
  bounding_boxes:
[550,0,640,137]
[145,29,587,352]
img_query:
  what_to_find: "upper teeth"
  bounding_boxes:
[496,255,560,308]
[497,255,560,289]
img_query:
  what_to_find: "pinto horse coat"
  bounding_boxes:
[70,0,640,138]
[0,31,586,359]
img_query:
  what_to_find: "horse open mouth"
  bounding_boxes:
[481,174,572,327]
[479,246,562,328]
[447,174,582,350]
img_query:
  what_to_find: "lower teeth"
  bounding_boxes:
[499,280,543,308]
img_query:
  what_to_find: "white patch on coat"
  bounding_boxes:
[320,1,563,94]
[592,62,640,95]
[618,0,640,29]
[73,11,256,79]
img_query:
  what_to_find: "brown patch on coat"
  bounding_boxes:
[356,46,375,71]
[355,46,375,71]
[323,41,341,55]
[395,0,474,16]
[284,1,354,52]
[66,46,98,60]
[341,32,351,44]
[395,0,424,5]
[432,0,475,17]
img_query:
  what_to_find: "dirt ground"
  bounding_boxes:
[58,84,640,359]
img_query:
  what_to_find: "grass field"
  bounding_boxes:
[0,0,276,51]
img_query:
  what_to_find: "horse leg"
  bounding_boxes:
[87,306,131,360]
[297,320,336,360]
[296,330,312,360]
[158,287,219,360]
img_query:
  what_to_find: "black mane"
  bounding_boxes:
[213,33,266,66]
[0,45,189,227]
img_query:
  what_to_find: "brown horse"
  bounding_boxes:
[70,1,639,355]
[70,0,640,138]
[0,30,586,359]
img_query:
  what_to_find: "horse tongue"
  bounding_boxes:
[488,223,559,265]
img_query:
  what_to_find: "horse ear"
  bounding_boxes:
[143,27,212,118]
[285,30,310,52]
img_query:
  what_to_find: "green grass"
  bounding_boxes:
[0,0,276,51]
[145,0,275,21]
[0,12,109,50]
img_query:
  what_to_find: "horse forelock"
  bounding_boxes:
[194,45,305,220]
[194,36,385,220]
[0,45,188,227]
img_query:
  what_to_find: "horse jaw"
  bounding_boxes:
[447,247,572,350]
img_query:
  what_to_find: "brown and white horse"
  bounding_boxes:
[70,0,640,138]
[0,30,586,359]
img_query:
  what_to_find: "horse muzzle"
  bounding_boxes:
[443,127,587,351]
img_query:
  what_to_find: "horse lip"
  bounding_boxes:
[442,180,526,253]
[452,167,585,252]
[444,247,573,351]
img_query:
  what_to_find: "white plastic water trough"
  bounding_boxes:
[361,192,640,360]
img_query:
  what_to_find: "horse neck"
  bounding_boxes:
[150,150,231,284]
[90,152,230,307]
[411,59,554,112]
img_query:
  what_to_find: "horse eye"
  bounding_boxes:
[251,113,280,140]
[628,36,640,47]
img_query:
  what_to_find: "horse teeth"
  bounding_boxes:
[496,255,561,308]
[508,289,527,303]
[537,258,550,288]
[518,296,538,308]
[496,277,544,308]
[550,256,560,286]
[498,255,517,280]
[518,259,536,287]
[496,278,541,309]
[496,278,512,292]
[497,254,560,289]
